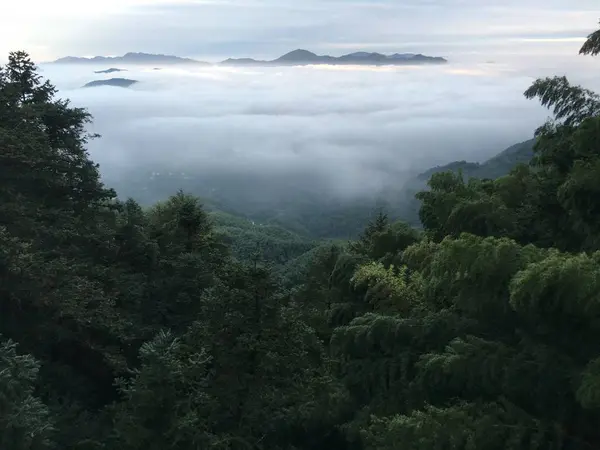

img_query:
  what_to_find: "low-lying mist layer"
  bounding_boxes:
[38,59,598,229]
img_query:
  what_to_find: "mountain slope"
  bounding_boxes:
[394,138,538,228]
[417,138,536,181]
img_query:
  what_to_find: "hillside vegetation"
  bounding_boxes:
[417,138,536,181]
[0,19,600,450]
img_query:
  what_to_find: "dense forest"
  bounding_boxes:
[1,19,600,450]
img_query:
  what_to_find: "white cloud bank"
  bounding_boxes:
[40,58,599,200]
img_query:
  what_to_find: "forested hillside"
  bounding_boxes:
[398,138,538,226]
[417,138,536,181]
[1,19,600,450]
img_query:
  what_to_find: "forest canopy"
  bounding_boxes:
[0,19,599,450]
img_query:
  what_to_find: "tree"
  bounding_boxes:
[142,191,228,332]
[417,171,516,242]
[580,20,600,56]
[189,264,342,449]
[0,338,55,450]
[110,330,216,450]
[0,52,128,413]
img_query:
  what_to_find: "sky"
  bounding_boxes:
[0,0,598,62]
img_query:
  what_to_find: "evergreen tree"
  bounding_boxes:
[0,338,55,450]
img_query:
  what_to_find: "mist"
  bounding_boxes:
[39,56,599,207]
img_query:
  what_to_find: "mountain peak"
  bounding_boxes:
[276,49,319,61]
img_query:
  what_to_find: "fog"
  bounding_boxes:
[39,56,599,205]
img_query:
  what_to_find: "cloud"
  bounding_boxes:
[38,57,599,205]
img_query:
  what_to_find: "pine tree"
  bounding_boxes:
[579,20,600,56]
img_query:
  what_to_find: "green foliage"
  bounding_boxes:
[417,172,516,242]
[110,330,216,450]
[0,338,54,450]
[508,251,600,346]
[577,357,600,409]
[524,76,600,127]
[210,210,316,266]
[351,262,420,313]
[349,213,421,265]
[363,402,563,450]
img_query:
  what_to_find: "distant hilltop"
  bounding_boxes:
[83,78,139,88]
[94,68,126,74]
[51,49,448,67]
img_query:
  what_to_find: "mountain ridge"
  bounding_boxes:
[221,49,447,66]
[51,49,448,66]
[53,52,208,65]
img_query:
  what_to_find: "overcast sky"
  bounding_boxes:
[0,0,598,62]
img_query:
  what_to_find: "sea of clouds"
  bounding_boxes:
[39,55,599,199]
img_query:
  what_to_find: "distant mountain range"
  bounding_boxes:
[54,52,207,66]
[51,49,448,67]
[221,49,447,66]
